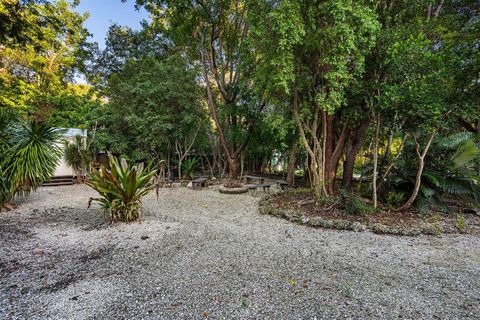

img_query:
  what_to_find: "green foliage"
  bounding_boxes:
[0,0,89,116]
[64,135,92,178]
[48,85,102,129]
[388,133,480,213]
[386,191,404,209]
[341,191,378,215]
[86,154,157,222]
[181,157,198,180]
[1,120,62,207]
[92,51,207,162]
[3,0,480,217]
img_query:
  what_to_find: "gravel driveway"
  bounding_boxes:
[1,185,479,319]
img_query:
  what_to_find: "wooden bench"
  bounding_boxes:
[276,179,289,190]
[247,183,272,196]
[192,178,207,190]
[243,175,265,185]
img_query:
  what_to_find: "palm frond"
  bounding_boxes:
[450,140,480,170]
[438,132,474,149]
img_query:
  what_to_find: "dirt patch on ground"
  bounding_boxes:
[270,190,480,235]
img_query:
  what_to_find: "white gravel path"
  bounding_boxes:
[1,184,479,319]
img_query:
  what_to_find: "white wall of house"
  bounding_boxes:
[54,128,87,177]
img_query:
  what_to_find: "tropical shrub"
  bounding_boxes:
[388,132,480,213]
[64,135,92,182]
[86,154,157,222]
[341,191,378,215]
[181,157,198,179]
[0,109,14,208]
[1,121,63,208]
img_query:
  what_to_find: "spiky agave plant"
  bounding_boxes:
[2,121,62,203]
[86,154,157,222]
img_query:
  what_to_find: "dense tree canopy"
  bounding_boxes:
[1,0,479,213]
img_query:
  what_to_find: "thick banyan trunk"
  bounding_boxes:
[286,141,298,186]
[227,156,239,179]
[342,119,370,191]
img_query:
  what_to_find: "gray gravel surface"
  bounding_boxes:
[1,184,479,319]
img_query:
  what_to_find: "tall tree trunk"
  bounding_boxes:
[324,118,349,195]
[342,119,370,191]
[178,157,183,180]
[228,157,238,179]
[286,140,298,186]
[240,153,245,179]
[292,87,326,200]
[394,130,437,212]
[372,113,380,208]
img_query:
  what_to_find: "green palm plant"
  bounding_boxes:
[1,121,62,206]
[181,157,198,179]
[389,132,479,213]
[64,135,92,182]
[86,153,157,222]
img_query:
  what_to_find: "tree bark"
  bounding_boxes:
[372,113,381,208]
[342,118,370,191]
[325,119,349,195]
[292,87,326,200]
[286,140,298,186]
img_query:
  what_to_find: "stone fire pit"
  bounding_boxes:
[218,181,248,194]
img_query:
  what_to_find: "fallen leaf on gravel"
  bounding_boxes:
[288,278,297,286]
[201,311,209,318]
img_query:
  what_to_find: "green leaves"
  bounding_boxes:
[0,0,89,116]
[95,53,206,162]
[64,134,92,181]
[86,154,157,222]
[181,157,198,180]
[1,120,63,206]
[450,140,480,170]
